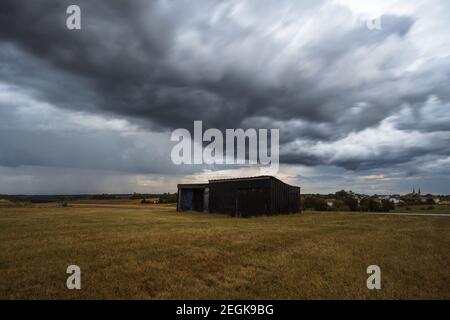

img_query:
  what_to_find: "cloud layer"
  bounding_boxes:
[0,0,449,193]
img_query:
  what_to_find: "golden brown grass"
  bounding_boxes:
[0,199,31,207]
[69,199,145,205]
[0,204,449,299]
[392,204,450,214]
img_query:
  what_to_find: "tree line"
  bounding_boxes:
[302,190,395,212]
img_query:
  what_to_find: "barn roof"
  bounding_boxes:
[208,175,272,183]
[209,175,299,188]
[178,176,300,189]
[177,183,208,189]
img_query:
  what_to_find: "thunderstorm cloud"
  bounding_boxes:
[0,0,449,194]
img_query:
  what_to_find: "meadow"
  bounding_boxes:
[392,203,450,214]
[0,203,449,299]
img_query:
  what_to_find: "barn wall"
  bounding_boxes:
[269,179,300,214]
[209,179,271,217]
[289,186,299,213]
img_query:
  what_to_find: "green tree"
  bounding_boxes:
[332,199,350,212]
[335,190,359,211]
[303,195,328,211]
[381,199,395,212]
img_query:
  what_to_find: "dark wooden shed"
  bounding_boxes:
[177,176,300,217]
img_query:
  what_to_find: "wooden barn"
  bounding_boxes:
[177,176,300,217]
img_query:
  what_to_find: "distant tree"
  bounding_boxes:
[92,193,116,200]
[303,195,328,211]
[360,198,370,211]
[335,190,359,211]
[335,190,348,200]
[370,200,382,212]
[360,198,383,212]
[130,193,142,200]
[159,193,178,203]
[331,199,350,212]
[381,199,395,212]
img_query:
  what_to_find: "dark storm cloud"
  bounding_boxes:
[0,97,184,174]
[0,0,449,177]
[0,1,417,127]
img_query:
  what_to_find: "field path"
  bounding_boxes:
[368,212,450,217]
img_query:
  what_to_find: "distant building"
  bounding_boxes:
[142,197,159,204]
[404,187,422,200]
[325,199,335,207]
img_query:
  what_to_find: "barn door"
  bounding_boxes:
[180,190,193,210]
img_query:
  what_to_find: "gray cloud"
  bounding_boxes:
[0,0,449,193]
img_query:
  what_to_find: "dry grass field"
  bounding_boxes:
[0,203,449,299]
[392,204,450,214]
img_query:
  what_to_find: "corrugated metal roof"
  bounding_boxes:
[178,176,300,189]
[208,175,272,183]
[209,175,300,189]
[177,183,208,189]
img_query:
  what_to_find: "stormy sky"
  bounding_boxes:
[0,0,449,194]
